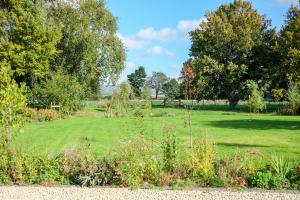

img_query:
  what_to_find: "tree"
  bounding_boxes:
[162,79,180,100]
[286,82,300,114]
[279,2,300,85]
[127,66,147,97]
[30,71,85,114]
[149,72,169,99]
[47,0,125,96]
[189,0,269,109]
[0,64,27,151]
[0,0,61,86]
[246,80,266,113]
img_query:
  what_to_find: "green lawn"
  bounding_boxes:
[14,104,300,160]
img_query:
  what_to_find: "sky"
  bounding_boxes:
[106,0,298,82]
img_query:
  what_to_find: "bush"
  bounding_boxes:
[214,150,260,187]
[246,80,266,113]
[25,107,38,122]
[285,82,300,115]
[30,71,85,114]
[187,134,215,185]
[37,109,59,122]
[287,166,300,190]
[248,171,272,189]
[78,158,120,187]
[112,137,161,187]
[161,126,178,173]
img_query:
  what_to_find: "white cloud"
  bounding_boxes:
[166,51,176,57]
[177,18,205,33]
[274,0,298,4]
[137,27,177,41]
[144,46,164,56]
[116,33,148,49]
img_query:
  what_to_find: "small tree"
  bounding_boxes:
[0,65,27,151]
[162,79,180,100]
[286,82,300,114]
[246,80,266,113]
[106,81,133,117]
[127,66,147,97]
[149,72,169,99]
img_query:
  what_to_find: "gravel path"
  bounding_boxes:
[0,186,299,200]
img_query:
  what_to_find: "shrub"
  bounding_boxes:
[248,171,272,189]
[30,71,85,114]
[286,82,300,115]
[187,133,215,185]
[112,137,161,187]
[214,149,261,187]
[56,146,97,184]
[78,158,120,186]
[272,88,285,102]
[37,109,59,122]
[287,166,300,189]
[161,126,178,173]
[269,175,290,189]
[25,107,38,122]
[246,80,266,113]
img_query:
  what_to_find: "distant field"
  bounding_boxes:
[14,102,300,160]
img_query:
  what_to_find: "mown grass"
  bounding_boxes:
[14,102,300,160]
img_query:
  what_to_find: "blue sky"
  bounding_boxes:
[106,0,298,82]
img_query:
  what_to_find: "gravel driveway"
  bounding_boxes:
[0,186,299,200]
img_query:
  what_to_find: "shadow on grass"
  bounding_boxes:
[217,142,270,148]
[208,119,300,130]
[152,103,285,114]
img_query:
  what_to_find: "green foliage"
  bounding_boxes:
[105,82,133,117]
[78,158,119,187]
[215,150,261,187]
[127,66,147,97]
[47,0,125,95]
[246,80,266,113]
[30,71,85,114]
[272,88,285,102]
[0,66,27,150]
[162,79,180,100]
[188,0,269,109]
[161,126,177,173]
[37,109,59,122]
[187,133,215,184]
[279,2,300,84]
[270,154,291,179]
[248,171,273,189]
[112,137,161,187]
[149,72,169,99]
[286,82,300,114]
[0,0,61,84]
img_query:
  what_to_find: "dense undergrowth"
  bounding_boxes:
[1,134,299,190]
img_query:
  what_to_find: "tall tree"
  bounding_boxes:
[189,0,269,109]
[127,66,147,97]
[47,0,125,95]
[162,79,180,100]
[279,2,300,85]
[0,0,61,86]
[150,72,169,99]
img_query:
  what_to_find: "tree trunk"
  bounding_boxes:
[228,94,239,110]
[155,89,159,99]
